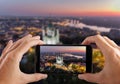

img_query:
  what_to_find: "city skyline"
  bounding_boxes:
[0,0,120,16]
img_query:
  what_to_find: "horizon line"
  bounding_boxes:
[1,15,120,17]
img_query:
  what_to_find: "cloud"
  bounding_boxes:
[68,21,111,32]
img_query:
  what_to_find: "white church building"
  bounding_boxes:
[42,23,60,44]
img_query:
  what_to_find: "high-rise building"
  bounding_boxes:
[42,23,60,44]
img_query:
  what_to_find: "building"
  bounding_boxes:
[42,23,60,44]
[56,54,64,65]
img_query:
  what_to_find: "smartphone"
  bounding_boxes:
[35,45,92,74]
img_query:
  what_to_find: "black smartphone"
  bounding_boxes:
[35,45,92,74]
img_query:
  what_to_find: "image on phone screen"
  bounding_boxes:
[38,46,88,74]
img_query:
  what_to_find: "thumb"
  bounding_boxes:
[78,73,101,83]
[24,73,48,83]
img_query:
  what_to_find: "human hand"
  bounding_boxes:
[78,35,120,84]
[0,35,47,84]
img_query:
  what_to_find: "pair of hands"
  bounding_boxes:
[0,35,120,84]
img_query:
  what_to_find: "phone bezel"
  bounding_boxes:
[35,45,92,74]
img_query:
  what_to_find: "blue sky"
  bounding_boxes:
[0,0,120,16]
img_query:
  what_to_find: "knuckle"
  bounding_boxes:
[103,36,108,39]
[95,34,101,39]
[7,50,20,59]
[95,34,101,37]
[27,34,32,37]
[108,48,117,56]
[24,39,30,45]
[85,37,91,41]
[94,35,103,42]
[6,52,16,61]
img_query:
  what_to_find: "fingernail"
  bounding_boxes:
[39,41,45,44]
[44,74,48,78]
[37,36,40,39]
[78,75,84,79]
[81,42,84,45]
[8,40,13,44]
[37,35,40,38]
[28,34,32,37]
[42,74,48,79]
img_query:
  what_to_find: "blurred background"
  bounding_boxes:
[0,0,120,84]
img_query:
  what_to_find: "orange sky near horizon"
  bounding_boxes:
[46,10,120,16]
[0,0,120,16]
[41,46,86,53]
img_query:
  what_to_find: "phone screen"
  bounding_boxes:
[39,46,87,74]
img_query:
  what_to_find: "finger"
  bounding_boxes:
[78,73,101,83]
[38,40,45,45]
[0,40,13,63]
[1,40,13,56]
[103,36,119,49]
[10,34,32,51]
[22,34,32,38]
[13,40,44,62]
[82,35,115,60]
[23,73,47,83]
[0,57,1,62]
[18,40,44,54]
[31,36,40,40]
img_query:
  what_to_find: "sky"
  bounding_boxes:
[0,0,120,16]
[40,46,86,53]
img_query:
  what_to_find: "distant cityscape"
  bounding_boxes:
[40,52,86,74]
[0,16,120,58]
